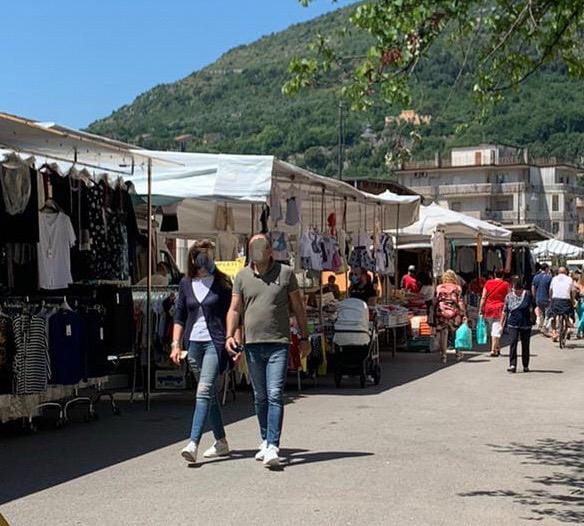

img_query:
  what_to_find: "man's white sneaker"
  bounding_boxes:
[181,441,198,463]
[203,438,230,458]
[255,440,268,461]
[263,445,281,468]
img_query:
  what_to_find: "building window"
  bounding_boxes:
[552,194,559,212]
[493,198,513,211]
[552,222,560,235]
[450,202,462,212]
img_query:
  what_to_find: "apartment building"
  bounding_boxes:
[396,145,583,243]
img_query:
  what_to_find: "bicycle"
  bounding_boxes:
[557,313,570,349]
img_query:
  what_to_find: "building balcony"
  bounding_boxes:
[400,155,577,171]
[484,210,517,222]
[408,182,527,198]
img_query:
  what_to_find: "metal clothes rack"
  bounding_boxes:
[0,294,119,430]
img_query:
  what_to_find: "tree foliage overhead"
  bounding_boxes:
[88,2,584,181]
[288,0,584,111]
[286,0,584,160]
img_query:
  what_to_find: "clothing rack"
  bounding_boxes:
[0,294,120,429]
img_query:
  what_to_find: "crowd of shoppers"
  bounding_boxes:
[169,234,577,468]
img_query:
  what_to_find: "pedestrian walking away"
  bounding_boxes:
[501,276,535,373]
[170,240,234,465]
[531,263,552,330]
[480,269,510,357]
[548,267,577,342]
[226,234,310,468]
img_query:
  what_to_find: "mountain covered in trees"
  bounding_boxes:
[88,4,584,179]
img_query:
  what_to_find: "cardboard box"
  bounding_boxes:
[155,369,187,390]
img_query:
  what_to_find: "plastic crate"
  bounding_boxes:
[406,336,433,352]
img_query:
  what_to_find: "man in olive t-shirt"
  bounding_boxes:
[226,234,309,468]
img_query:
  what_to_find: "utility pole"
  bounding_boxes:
[337,100,344,180]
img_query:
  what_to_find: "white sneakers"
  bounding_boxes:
[262,445,281,468]
[182,438,281,467]
[203,438,230,459]
[181,441,198,463]
[255,440,268,461]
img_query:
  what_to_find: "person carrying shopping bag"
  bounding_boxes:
[479,269,510,357]
[434,270,467,364]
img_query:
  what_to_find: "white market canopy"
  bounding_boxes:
[532,239,584,259]
[395,202,512,243]
[0,112,420,235]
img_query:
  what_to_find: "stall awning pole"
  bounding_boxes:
[395,203,401,289]
[146,158,152,411]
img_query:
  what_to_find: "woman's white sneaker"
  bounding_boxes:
[181,441,198,463]
[263,445,281,468]
[255,440,268,461]
[203,438,230,458]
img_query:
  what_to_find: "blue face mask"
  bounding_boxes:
[350,274,359,285]
[195,252,215,274]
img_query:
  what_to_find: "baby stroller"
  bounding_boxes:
[332,298,381,388]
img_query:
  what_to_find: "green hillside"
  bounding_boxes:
[88,4,584,179]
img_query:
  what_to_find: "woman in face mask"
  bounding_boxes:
[170,240,234,464]
[349,267,378,306]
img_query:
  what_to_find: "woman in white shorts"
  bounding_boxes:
[480,270,510,357]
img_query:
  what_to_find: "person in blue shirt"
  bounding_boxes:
[531,263,552,330]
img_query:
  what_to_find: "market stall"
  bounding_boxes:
[533,239,584,261]
[383,203,513,351]
[0,111,422,422]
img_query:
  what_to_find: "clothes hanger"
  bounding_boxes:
[40,197,62,214]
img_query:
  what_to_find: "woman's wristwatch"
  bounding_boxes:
[171,340,180,349]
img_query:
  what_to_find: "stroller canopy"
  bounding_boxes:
[333,298,371,347]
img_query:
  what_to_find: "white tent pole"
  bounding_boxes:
[146,158,152,411]
[395,203,401,289]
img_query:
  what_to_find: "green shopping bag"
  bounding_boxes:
[476,315,487,345]
[455,322,473,350]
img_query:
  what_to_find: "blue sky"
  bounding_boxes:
[0,1,356,129]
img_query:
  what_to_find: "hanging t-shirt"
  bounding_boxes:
[457,247,475,274]
[270,231,290,262]
[190,276,214,342]
[216,231,239,261]
[431,230,446,277]
[38,211,76,290]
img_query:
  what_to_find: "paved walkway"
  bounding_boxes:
[1,334,583,526]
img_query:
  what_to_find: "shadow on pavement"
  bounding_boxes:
[304,349,493,396]
[459,435,584,523]
[0,393,256,505]
[188,448,373,471]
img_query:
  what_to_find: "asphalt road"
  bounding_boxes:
[1,334,583,526]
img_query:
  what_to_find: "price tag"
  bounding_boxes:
[100,327,104,341]
[66,324,72,337]
[116,293,120,305]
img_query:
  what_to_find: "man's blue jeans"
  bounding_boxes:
[245,343,289,448]
[187,341,225,444]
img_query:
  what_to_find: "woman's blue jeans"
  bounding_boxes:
[245,343,289,448]
[187,341,225,444]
